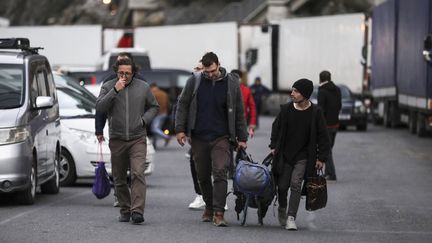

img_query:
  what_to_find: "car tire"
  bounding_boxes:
[41,149,60,194]
[16,156,37,205]
[59,148,77,186]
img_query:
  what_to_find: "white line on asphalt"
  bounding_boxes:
[318,229,432,235]
[0,190,91,226]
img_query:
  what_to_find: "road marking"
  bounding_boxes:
[317,228,432,235]
[0,190,91,226]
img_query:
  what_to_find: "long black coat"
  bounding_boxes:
[269,102,330,178]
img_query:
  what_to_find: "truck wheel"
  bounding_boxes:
[416,113,427,137]
[408,111,417,134]
[383,102,391,128]
[41,149,60,194]
[16,157,37,205]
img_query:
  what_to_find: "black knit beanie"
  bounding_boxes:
[292,78,313,99]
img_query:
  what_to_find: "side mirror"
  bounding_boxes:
[35,96,54,109]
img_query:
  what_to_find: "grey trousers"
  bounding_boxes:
[109,136,147,215]
[277,159,307,218]
[191,136,231,212]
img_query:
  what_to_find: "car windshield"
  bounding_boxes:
[0,64,24,109]
[56,84,96,118]
[177,73,190,88]
[339,86,351,100]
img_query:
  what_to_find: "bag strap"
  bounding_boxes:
[97,143,104,163]
[262,153,273,166]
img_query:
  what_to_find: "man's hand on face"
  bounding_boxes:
[115,78,127,92]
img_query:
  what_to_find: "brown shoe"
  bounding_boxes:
[201,208,213,222]
[213,211,227,227]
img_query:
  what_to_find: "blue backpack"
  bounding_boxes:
[233,149,274,225]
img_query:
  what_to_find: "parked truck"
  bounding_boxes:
[241,14,369,115]
[370,0,432,137]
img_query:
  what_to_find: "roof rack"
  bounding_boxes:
[0,38,43,54]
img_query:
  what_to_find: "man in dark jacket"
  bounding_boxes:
[269,78,330,230]
[96,58,159,224]
[317,71,342,181]
[95,52,145,143]
[175,52,248,227]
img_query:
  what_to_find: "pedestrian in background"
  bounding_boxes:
[317,70,341,181]
[96,58,159,224]
[231,69,256,138]
[250,76,270,127]
[187,61,206,210]
[269,78,330,230]
[175,52,248,227]
[150,83,171,149]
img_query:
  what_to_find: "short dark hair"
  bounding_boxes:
[113,58,138,73]
[118,52,133,61]
[201,52,219,67]
[319,70,331,83]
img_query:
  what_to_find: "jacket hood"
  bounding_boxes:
[210,67,228,82]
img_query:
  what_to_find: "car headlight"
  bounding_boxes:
[69,128,97,144]
[354,101,366,114]
[0,126,30,145]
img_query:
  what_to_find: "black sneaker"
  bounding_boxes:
[131,212,144,224]
[118,213,130,222]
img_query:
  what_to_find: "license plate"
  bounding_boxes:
[339,114,351,120]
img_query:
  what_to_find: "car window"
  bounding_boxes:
[340,86,351,100]
[36,70,48,96]
[177,74,190,88]
[0,64,24,109]
[56,86,96,118]
[143,72,171,88]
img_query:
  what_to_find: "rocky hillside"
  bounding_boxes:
[0,0,376,27]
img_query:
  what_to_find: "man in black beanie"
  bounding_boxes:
[269,78,330,230]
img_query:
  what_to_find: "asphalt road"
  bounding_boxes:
[1,116,432,243]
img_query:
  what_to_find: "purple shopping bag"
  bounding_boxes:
[92,144,111,199]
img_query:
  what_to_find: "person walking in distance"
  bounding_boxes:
[149,83,171,149]
[175,52,248,226]
[187,62,205,210]
[269,78,330,230]
[250,76,270,127]
[317,70,341,181]
[96,58,159,224]
[231,69,256,138]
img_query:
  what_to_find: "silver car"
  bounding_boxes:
[0,38,61,204]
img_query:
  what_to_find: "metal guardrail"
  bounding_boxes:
[213,0,267,22]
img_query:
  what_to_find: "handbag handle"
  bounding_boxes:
[262,153,273,166]
[97,143,104,163]
[237,147,253,163]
